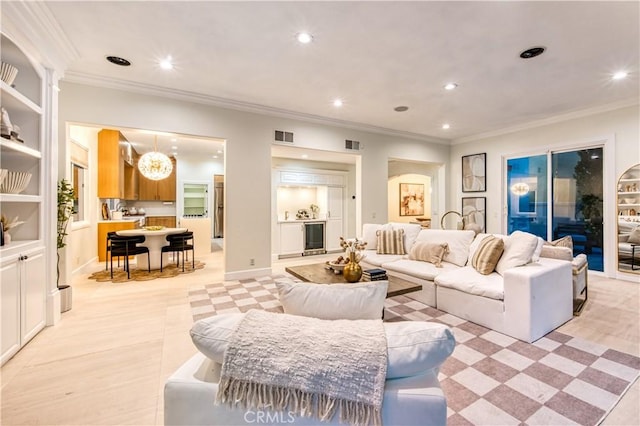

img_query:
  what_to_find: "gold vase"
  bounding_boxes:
[343,252,362,283]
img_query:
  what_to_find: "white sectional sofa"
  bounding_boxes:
[360,223,574,343]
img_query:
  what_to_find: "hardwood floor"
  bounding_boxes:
[1,251,638,425]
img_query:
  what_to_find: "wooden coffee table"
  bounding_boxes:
[285,263,421,298]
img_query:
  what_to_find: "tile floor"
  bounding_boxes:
[1,250,638,425]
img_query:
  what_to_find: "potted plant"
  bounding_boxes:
[57,179,74,312]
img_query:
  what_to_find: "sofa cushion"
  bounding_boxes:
[435,266,505,300]
[361,249,405,267]
[362,223,392,250]
[628,227,640,244]
[377,229,406,255]
[495,231,540,275]
[471,235,504,275]
[408,241,449,267]
[383,258,459,281]
[540,245,573,261]
[390,222,422,251]
[415,229,475,267]
[276,280,388,320]
[190,313,456,379]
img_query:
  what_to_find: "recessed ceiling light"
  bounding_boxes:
[160,56,173,70]
[394,106,409,112]
[612,71,628,80]
[106,56,131,66]
[333,99,343,107]
[520,46,545,59]
[442,123,451,130]
[301,154,309,159]
[443,83,458,90]
[171,138,177,142]
[171,146,177,150]
[213,155,218,159]
[297,32,313,44]
[217,150,223,154]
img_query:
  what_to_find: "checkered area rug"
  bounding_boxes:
[188,275,640,426]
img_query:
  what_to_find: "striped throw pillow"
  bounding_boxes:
[376,229,406,255]
[472,235,504,275]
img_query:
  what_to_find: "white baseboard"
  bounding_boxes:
[224,267,272,281]
[73,257,99,276]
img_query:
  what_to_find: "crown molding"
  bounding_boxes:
[451,97,640,145]
[62,71,450,145]
[2,2,79,74]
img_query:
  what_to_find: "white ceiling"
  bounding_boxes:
[118,127,225,160]
[47,1,638,143]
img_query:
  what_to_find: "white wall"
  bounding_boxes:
[388,174,432,223]
[59,82,450,278]
[450,105,640,277]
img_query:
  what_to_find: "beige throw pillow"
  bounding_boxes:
[545,235,573,250]
[471,235,504,275]
[409,241,450,267]
[376,229,406,255]
[628,226,640,244]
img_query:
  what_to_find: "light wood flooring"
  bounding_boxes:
[1,251,638,425]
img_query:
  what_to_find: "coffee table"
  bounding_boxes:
[285,263,421,298]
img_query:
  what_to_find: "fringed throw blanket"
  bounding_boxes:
[216,310,388,426]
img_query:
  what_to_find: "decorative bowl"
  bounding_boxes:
[622,198,637,204]
[0,171,31,194]
[328,261,346,272]
[143,225,165,231]
[0,62,18,86]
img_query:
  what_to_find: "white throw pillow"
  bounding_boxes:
[495,230,540,275]
[190,313,456,379]
[415,229,476,267]
[276,280,388,320]
[389,222,422,251]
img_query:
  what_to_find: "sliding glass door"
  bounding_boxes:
[506,147,604,271]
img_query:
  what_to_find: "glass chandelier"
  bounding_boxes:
[138,136,173,180]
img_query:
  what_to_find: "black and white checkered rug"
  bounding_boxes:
[188,275,640,425]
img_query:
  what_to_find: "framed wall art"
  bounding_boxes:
[462,197,486,233]
[399,183,424,216]
[462,153,486,192]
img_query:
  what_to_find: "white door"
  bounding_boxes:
[21,248,46,344]
[1,259,21,365]
[280,222,304,256]
[326,187,344,251]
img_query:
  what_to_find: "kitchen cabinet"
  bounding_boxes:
[279,222,304,257]
[325,187,344,252]
[1,246,46,365]
[98,129,131,199]
[123,151,139,200]
[145,216,177,228]
[97,221,137,262]
[138,158,177,201]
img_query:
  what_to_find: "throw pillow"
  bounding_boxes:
[628,226,640,244]
[361,223,391,250]
[276,280,388,320]
[471,235,504,275]
[408,241,449,267]
[190,313,456,379]
[539,245,573,261]
[415,229,476,267]
[376,228,406,255]
[495,230,540,275]
[389,222,422,251]
[545,235,574,251]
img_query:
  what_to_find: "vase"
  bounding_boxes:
[343,252,362,283]
[4,231,10,244]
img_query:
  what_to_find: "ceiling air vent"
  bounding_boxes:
[345,139,360,150]
[274,130,294,143]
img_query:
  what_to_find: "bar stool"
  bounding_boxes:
[108,234,150,279]
[161,231,194,272]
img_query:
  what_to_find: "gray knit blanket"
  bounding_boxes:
[216,310,388,426]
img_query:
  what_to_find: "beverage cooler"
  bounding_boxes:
[183,183,208,217]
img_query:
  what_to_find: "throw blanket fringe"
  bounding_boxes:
[218,377,381,426]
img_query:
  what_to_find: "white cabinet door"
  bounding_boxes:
[21,248,46,344]
[1,259,21,365]
[326,187,344,251]
[280,222,304,256]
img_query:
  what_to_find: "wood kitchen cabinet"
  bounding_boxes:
[123,151,139,200]
[97,222,136,262]
[98,129,132,199]
[138,158,176,201]
[145,216,177,228]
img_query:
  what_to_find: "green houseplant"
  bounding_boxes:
[57,179,75,288]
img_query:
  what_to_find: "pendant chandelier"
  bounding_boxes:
[138,135,173,181]
[510,182,530,196]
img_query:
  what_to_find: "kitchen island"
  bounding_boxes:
[116,227,187,270]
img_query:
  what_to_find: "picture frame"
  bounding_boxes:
[462,153,486,192]
[399,183,425,216]
[462,197,486,233]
